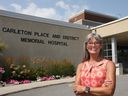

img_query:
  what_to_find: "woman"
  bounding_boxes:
[74,32,116,96]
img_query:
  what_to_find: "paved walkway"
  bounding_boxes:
[0,77,75,96]
[114,75,128,96]
[0,75,128,96]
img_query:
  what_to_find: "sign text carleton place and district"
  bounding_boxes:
[1,27,79,47]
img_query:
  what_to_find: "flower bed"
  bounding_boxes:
[0,57,75,86]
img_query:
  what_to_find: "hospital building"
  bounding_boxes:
[0,9,128,75]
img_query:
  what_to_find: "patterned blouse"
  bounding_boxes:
[80,59,108,87]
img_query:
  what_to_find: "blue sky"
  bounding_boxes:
[0,0,128,21]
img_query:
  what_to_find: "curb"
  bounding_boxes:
[0,77,75,95]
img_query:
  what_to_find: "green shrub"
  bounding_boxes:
[0,42,6,52]
[43,59,75,77]
[1,56,75,81]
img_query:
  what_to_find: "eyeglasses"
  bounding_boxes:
[87,42,101,45]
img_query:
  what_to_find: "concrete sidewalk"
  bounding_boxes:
[114,75,128,96]
[0,77,75,96]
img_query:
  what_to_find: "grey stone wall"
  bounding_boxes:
[0,10,90,65]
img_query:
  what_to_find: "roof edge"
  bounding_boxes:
[91,16,128,30]
[0,9,89,30]
[84,9,118,20]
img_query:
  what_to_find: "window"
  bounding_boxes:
[103,38,112,60]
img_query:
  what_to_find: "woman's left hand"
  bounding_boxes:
[73,85,85,94]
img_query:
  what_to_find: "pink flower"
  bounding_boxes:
[20,80,31,84]
[47,76,55,80]
[0,67,5,74]
[41,77,48,81]
[8,79,19,84]
[40,76,55,81]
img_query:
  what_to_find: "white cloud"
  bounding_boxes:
[56,0,69,10]
[11,3,22,11]
[9,1,89,21]
[0,5,6,10]
[10,2,62,20]
[55,0,89,21]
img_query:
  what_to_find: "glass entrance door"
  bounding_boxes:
[117,46,128,74]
